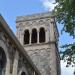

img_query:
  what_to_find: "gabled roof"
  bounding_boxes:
[0,14,41,75]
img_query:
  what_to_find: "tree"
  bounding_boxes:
[53,0,75,66]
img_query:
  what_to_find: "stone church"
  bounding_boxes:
[0,12,60,75]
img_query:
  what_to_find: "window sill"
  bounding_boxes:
[23,42,50,47]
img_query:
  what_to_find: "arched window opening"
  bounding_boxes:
[24,30,30,44]
[31,29,37,43]
[0,47,6,75]
[21,72,26,75]
[39,27,45,43]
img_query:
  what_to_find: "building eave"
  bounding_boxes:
[0,14,41,75]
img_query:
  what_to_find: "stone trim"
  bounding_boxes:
[0,15,41,75]
[19,67,29,75]
[0,40,10,75]
[16,12,54,22]
[12,50,19,75]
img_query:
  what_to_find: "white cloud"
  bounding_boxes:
[40,0,57,11]
[61,60,74,75]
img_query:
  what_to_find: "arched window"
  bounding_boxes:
[0,47,6,75]
[31,28,37,43]
[39,27,45,43]
[21,72,26,75]
[24,30,30,44]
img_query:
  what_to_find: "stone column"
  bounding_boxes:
[5,58,10,75]
[20,34,23,45]
[21,32,24,45]
[29,32,32,44]
[49,20,55,42]
[46,26,50,43]
[45,29,48,43]
[12,50,19,75]
[34,71,35,75]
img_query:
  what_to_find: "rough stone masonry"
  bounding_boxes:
[16,12,61,75]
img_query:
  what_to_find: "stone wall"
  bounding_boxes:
[0,31,36,75]
[16,12,60,75]
[0,14,41,75]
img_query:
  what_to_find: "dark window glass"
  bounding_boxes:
[31,29,37,43]
[24,30,30,44]
[39,27,45,43]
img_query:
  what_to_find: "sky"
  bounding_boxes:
[0,0,75,75]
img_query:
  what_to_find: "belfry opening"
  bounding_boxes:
[24,30,30,44]
[31,28,37,43]
[39,27,45,43]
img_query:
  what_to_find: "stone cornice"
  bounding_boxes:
[16,12,54,23]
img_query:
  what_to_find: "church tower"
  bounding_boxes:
[16,12,60,75]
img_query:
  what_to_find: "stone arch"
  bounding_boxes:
[0,47,6,75]
[0,40,10,75]
[24,29,30,44]
[19,67,29,75]
[21,72,26,75]
[39,27,45,43]
[31,28,37,43]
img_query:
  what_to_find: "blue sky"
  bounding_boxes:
[0,0,75,75]
[0,0,46,32]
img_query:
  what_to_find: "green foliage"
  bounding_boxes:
[54,0,75,66]
[61,43,75,66]
[54,0,75,37]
